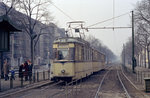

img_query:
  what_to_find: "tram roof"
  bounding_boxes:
[54,37,105,56]
[53,37,89,45]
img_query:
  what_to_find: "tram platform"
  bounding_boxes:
[125,64,150,96]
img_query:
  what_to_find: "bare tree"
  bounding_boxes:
[134,0,150,68]
[86,35,117,63]
[11,0,53,67]
[0,0,19,15]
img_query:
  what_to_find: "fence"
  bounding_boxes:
[0,70,50,92]
[123,66,150,85]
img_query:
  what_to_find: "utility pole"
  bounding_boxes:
[123,44,125,67]
[132,11,136,73]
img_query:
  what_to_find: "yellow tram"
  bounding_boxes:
[51,37,105,81]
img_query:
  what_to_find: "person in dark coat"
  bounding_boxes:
[19,63,24,79]
[3,59,10,81]
[28,60,33,81]
[24,61,29,81]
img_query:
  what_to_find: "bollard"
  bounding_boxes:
[76,80,77,95]
[143,72,146,84]
[72,81,73,97]
[29,71,32,84]
[137,71,139,82]
[21,76,23,87]
[43,71,45,80]
[37,71,39,82]
[136,71,138,81]
[48,70,50,79]
[10,77,13,89]
[141,72,143,84]
[80,78,82,88]
[0,76,1,92]
[33,72,36,83]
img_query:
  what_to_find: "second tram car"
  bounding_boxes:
[51,37,105,81]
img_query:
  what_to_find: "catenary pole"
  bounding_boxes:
[132,11,135,73]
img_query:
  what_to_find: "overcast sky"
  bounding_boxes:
[49,0,141,56]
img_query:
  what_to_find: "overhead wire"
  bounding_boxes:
[87,12,131,28]
[112,0,118,56]
[50,2,74,21]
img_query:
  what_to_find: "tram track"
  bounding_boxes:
[60,65,112,98]
[94,67,111,98]
[94,66,126,98]
[117,69,131,98]
[95,65,149,98]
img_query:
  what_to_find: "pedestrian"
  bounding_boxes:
[19,63,24,79]
[28,60,33,81]
[10,68,15,80]
[3,59,10,81]
[24,61,29,81]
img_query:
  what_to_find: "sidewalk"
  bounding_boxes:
[124,64,150,96]
[0,67,50,93]
[0,65,51,97]
[0,79,52,98]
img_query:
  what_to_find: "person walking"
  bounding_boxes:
[24,61,29,81]
[28,60,33,81]
[19,63,24,80]
[3,59,10,81]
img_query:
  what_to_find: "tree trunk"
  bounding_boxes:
[144,48,147,68]
[31,39,34,67]
[147,47,150,69]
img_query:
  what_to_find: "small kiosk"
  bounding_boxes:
[0,15,21,83]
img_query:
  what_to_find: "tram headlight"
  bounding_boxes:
[61,69,65,73]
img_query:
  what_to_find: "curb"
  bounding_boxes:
[0,80,52,98]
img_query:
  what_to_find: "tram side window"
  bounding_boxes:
[75,44,83,61]
[69,48,75,60]
[75,45,78,61]
[79,46,82,61]
[53,48,57,59]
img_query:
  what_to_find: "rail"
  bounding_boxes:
[94,67,111,98]
[117,70,131,98]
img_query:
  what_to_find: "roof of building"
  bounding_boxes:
[0,15,21,32]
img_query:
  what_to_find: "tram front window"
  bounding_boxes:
[58,49,69,60]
